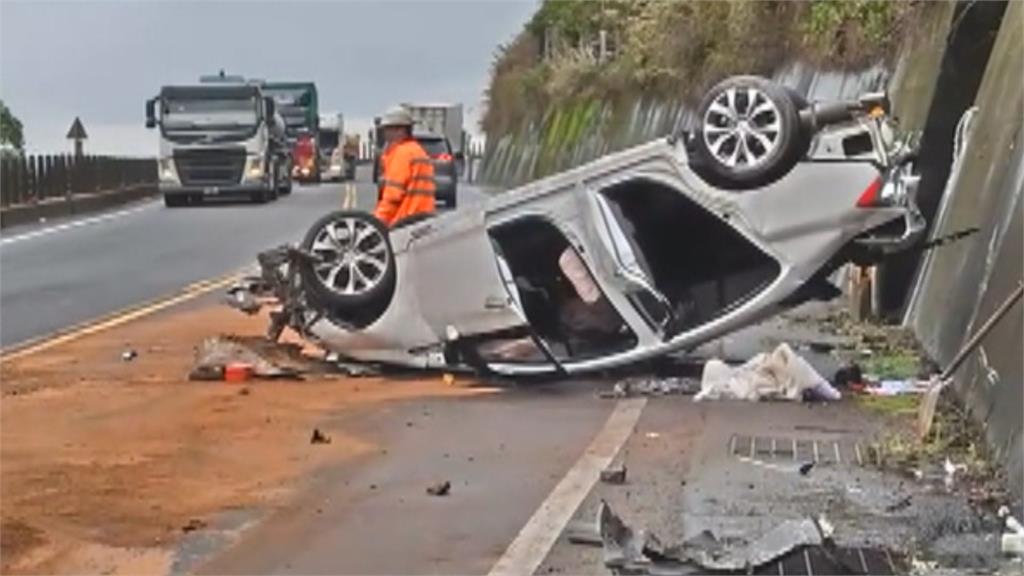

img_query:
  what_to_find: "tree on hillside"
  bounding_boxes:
[0,99,25,151]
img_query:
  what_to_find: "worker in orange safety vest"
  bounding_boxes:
[373,106,436,226]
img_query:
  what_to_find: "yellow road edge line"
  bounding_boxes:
[343,182,356,209]
[1,273,243,364]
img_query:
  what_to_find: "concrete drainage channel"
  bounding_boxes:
[729,434,867,467]
[737,545,901,575]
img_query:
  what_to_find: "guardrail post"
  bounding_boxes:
[31,156,43,205]
[61,155,71,201]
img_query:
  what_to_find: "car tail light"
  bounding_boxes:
[434,153,453,162]
[856,176,884,208]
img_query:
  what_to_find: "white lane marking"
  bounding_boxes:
[488,398,646,576]
[0,202,159,247]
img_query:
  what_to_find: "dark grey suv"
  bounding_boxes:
[414,133,457,209]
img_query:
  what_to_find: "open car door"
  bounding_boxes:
[575,186,677,339]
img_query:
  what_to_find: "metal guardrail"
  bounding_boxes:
[0,155,157,208]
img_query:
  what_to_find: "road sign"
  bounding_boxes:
[67,117,88,156]
[66,117,88,140]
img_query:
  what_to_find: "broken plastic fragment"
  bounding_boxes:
[597,500,827,573]
[600,465,627,485]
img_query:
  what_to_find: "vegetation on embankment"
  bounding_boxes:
[482,0,927,139]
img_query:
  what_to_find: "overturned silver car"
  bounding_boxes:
[232,76,923,377]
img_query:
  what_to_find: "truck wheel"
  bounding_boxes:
[299,210,396,325]
[251,190,268,204]
[691,76,804,190]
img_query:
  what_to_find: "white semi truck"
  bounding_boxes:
[146,83,291,206]
[318,112,355,181]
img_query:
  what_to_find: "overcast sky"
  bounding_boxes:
[0,0,536,156]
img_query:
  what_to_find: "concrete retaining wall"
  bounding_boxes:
[904,0,1023,497]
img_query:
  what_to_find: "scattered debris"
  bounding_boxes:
[597,501,832,573]
[644,432,660,439]
[886,495,913,513]
[310,428,331,445]
[833,363,864,389]
[799,461,815,476]
[599,377,700,399]
[807,340,836,353]
[426,481,451,497]
[189,336,305,381]
[864,378,930,396]
[327,358,383,377]
[238,386,251,396]
[999,506,1024,557]
[443,373,456,386]
[225,286,262,314]
[224,362,252,383]
[600,465,627,485]
[181,518,206,533]
[694,343,841,402]
[566,520,603,547]
[598,500,663,568]
[943,457,967,491]
[737,455,810,475]
[121,348,138,362]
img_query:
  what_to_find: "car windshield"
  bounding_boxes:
[161,97,258,130]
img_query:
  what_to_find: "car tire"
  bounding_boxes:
[164,194,187,208]
[691,76,805,190]
[299,210,397,323]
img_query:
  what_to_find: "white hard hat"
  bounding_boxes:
[379,106,413,127]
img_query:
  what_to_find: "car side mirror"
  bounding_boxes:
[145,98,156,129]
[264,97,275,119]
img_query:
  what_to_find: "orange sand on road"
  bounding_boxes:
[1,305,492,574]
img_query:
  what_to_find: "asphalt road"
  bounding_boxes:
[0,167,485,347]
[198,381,622,576]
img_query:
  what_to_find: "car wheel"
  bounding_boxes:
[299,211,397,320]
[691,76,804,190]
[164,194,187,208]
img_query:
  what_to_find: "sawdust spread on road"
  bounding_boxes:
[1,304,495,574]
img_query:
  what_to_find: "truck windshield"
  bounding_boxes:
[319,130,340,151]
[162,98,258,130]
[264,87,314,136]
